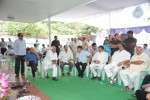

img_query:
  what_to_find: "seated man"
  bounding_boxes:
[104,43,131,84]
[120,46,149,91]
[59,45,73,76]
[24,47,41,81]
[90,46,108,80]
[135,75,150,100]
[43,46,58,81]
[75,46,91,78]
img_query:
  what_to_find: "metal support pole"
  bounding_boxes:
[48,18,51,45]
[20,22,22,33]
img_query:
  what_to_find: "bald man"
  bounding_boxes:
[120,46,149,91]
[43,46,58,81]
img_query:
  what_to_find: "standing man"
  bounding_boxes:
[123,30,137,57]
[59,45,73,76]
[0,38,7,55]
[110,33,121,56]
[75,46,91,78]
[13,33,26,77]
[51,36,60,56]
[90,46,108,80]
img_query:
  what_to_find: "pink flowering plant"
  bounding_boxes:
[0,73,11,99]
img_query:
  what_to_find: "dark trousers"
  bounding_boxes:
[1,48,6,55]
[135,90,149,100]
[135,75,150,100]
[141,75,150,89]
[28,61,38,78]
[60,62,73,73]
[75,62,87,76]
[15,55,25,75]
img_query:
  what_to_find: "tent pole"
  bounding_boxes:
[109,13,111,33]
[20,22,22,33]
[48,17,51,45]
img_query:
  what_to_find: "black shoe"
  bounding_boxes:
[15,74,19,78]
[61,73,65,76]
[80,74,84,78]
[91,76,97,80]
[78,74,81,77]
[67,72,70,76]
[46,75,49,79]
[52,77,58,81]
[98,77,101,81]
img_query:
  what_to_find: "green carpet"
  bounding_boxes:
[27,69,136,100]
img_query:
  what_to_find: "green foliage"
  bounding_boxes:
[3,20,105,38]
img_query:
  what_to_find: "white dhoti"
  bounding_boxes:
[43,61,57,77]
[90,63,105,77]
[104,62,122,79]
[119,69,140,89]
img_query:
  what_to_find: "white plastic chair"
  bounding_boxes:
[25,61,41,79]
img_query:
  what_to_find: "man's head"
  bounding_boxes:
[92,43,97,49]
[34,44,37,48]
[54,36,57,40]
[136,46,143,55]
[51,46,56,53]
[18,33,23,40]
[98,46,104,52]
[71,38,74,41]
[64,45,68,51]
[104,40,109,45]
[87,38,90,42]
[42,44,45,48]
[83,37,86,41]
[8,38,11,41]
[114,33,119,39]
[30,47,35,53]
[127,30,133,38]
[143,44,147,49]
[77,46,82,52]
[118,43,125,51]
[1,38,4,42]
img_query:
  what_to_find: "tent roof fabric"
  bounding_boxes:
[0,0,92,23]
[0,0,149,23]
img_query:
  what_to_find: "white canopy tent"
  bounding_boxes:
[52,1,150,29]
[0,0,149,43]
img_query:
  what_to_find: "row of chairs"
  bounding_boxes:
[17,58,150,93]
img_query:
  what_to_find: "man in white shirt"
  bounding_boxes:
[104,43,131,84]
[59,45,73,76]
[66,38,71,48]
[143,44,150,59]
[87,38,93,47]
[90,46,108,80]
[120,46,149,91]
[7,38,13,47]
[43,46,58,81]
[13,33,26,77]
